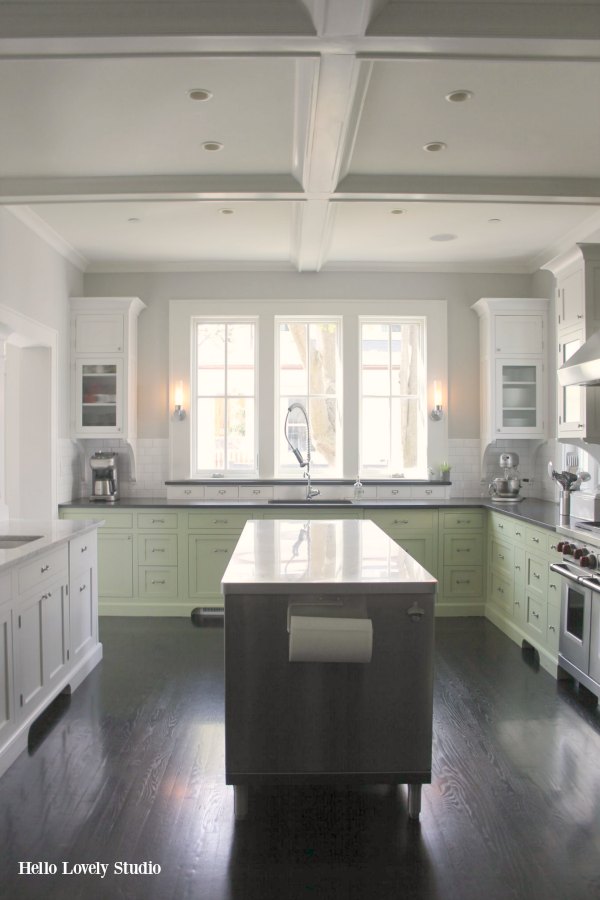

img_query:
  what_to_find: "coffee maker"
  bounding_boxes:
[90,451,119,502]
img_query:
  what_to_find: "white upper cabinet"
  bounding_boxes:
[70,297,146,456]
[472,298,549,451]
[494,315,544,356]
[545,243,600,443]
[75,314,125,354]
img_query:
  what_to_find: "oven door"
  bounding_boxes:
[559,574,592,673]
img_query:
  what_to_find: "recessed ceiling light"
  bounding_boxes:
[488,217,502,223]
[390,208,406,215]
[202,141,223,152]
[219,208,234,215]
[430,233,457,242]
[188,89,213,102]
[445,90,474,103]
[423,141,447,153]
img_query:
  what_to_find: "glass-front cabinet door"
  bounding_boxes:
[494,359,544,436]
[74,358,123,435]
[557,328,585,437]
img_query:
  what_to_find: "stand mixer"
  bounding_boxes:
[489,451,523,502]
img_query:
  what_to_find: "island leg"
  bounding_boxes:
[407,783,422,820]
[234,784,248,821]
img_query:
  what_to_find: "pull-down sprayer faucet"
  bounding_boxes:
[284,402,320,500]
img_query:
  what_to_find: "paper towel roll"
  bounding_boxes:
[288,614,373,663]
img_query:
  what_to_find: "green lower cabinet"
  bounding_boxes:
[394,534,438,576]
[98,532,134,599]
[437,512,485,615]
[485,514,560,677]
[188,534,240,608]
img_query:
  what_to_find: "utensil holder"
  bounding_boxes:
[559,491,570,517]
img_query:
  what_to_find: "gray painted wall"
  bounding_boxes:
[85,269,541,440]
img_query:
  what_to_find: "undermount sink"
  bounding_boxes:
[267,499,353,505]
[0,535,43,550]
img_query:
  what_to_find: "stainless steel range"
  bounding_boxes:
[551,519,600,700]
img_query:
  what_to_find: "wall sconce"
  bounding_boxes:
[430,380,444,421]
[173,380,186,420]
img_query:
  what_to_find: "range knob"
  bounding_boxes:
[574,547,588,560]
[557,541,566,552]
[563,543,575,555]
[581,554,597,569]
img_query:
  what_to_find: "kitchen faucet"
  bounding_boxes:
[284,402,320,500]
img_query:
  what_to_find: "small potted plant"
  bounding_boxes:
[439,462,451,482]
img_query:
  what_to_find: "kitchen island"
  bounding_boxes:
[221,517,437,821]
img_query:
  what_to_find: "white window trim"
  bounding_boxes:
[169,299,447,481]
[191,316,259,478]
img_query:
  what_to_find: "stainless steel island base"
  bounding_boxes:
[222,519,437,822]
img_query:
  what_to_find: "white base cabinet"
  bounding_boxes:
[0,530,102,780]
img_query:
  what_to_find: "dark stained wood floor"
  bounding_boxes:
[1,617,599,900]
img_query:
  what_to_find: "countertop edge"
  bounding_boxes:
[0,519,101,572]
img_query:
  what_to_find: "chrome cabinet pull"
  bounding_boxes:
[152,519,165,524]
[79,584,86,592]
[533,572,540,579]
[184,489,192,495]
[531,610,540,619]
[41,564,50,573]
[152,547,165,553]
[80,545,87,553]
[213,548,228,554]
[151,579,166,585]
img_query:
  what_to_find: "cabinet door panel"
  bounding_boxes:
[495,359,543,435]
[98,533,134,597]
[495,315,543,355]
[74,357,124,435]
[75,313,124,353]
[558,267,584,328]
[444,533,483,566]
[0,608,14,744]
[42,585,68,686]
[70,568,96,663]
[17,595,44,715]
[189,535,238,602]
[394,535,437,576]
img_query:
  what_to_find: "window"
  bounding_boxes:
[360,318,427,477]
[192,319,257,476]
[276,318,342,476]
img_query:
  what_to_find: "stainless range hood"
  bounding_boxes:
[558,329,600,386]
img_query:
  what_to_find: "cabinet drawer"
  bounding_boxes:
[204,485,239,500]
[489,513,512,540]
[490,538,513,574]
[411,486,446,499]
[188,511,250,532]
[137,534,178,566]
[490,570,513,615]
[443,533,483,565]
[137,512,179,530]
[525,526,551,554]
[69,533,96,574]
[526,593,546,639]
[63,510,134,530]
[139,567,178,598]
[18,545,68,596]
[526,555,547,595]
[375,485,411,500]
[239,486,274,500]
[166,485,205,500]
[368,509,436,531]
[443,567,483,597]
[442,510,485,530]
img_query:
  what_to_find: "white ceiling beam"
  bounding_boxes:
[290,199,333,270]
[335,175,600,204]
[0,175,304,204]
[300,0,387,37]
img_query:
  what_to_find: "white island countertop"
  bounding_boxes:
[222,518,437,595]
[0,518,101,571]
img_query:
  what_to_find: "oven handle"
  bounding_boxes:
[579,577,600,594]
[549,562,583,585]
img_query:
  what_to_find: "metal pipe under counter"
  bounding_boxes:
[221,518,437,822]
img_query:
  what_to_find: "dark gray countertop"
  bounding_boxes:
[59,496,564,532]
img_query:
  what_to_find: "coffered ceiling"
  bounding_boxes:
[2,0,600,273]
